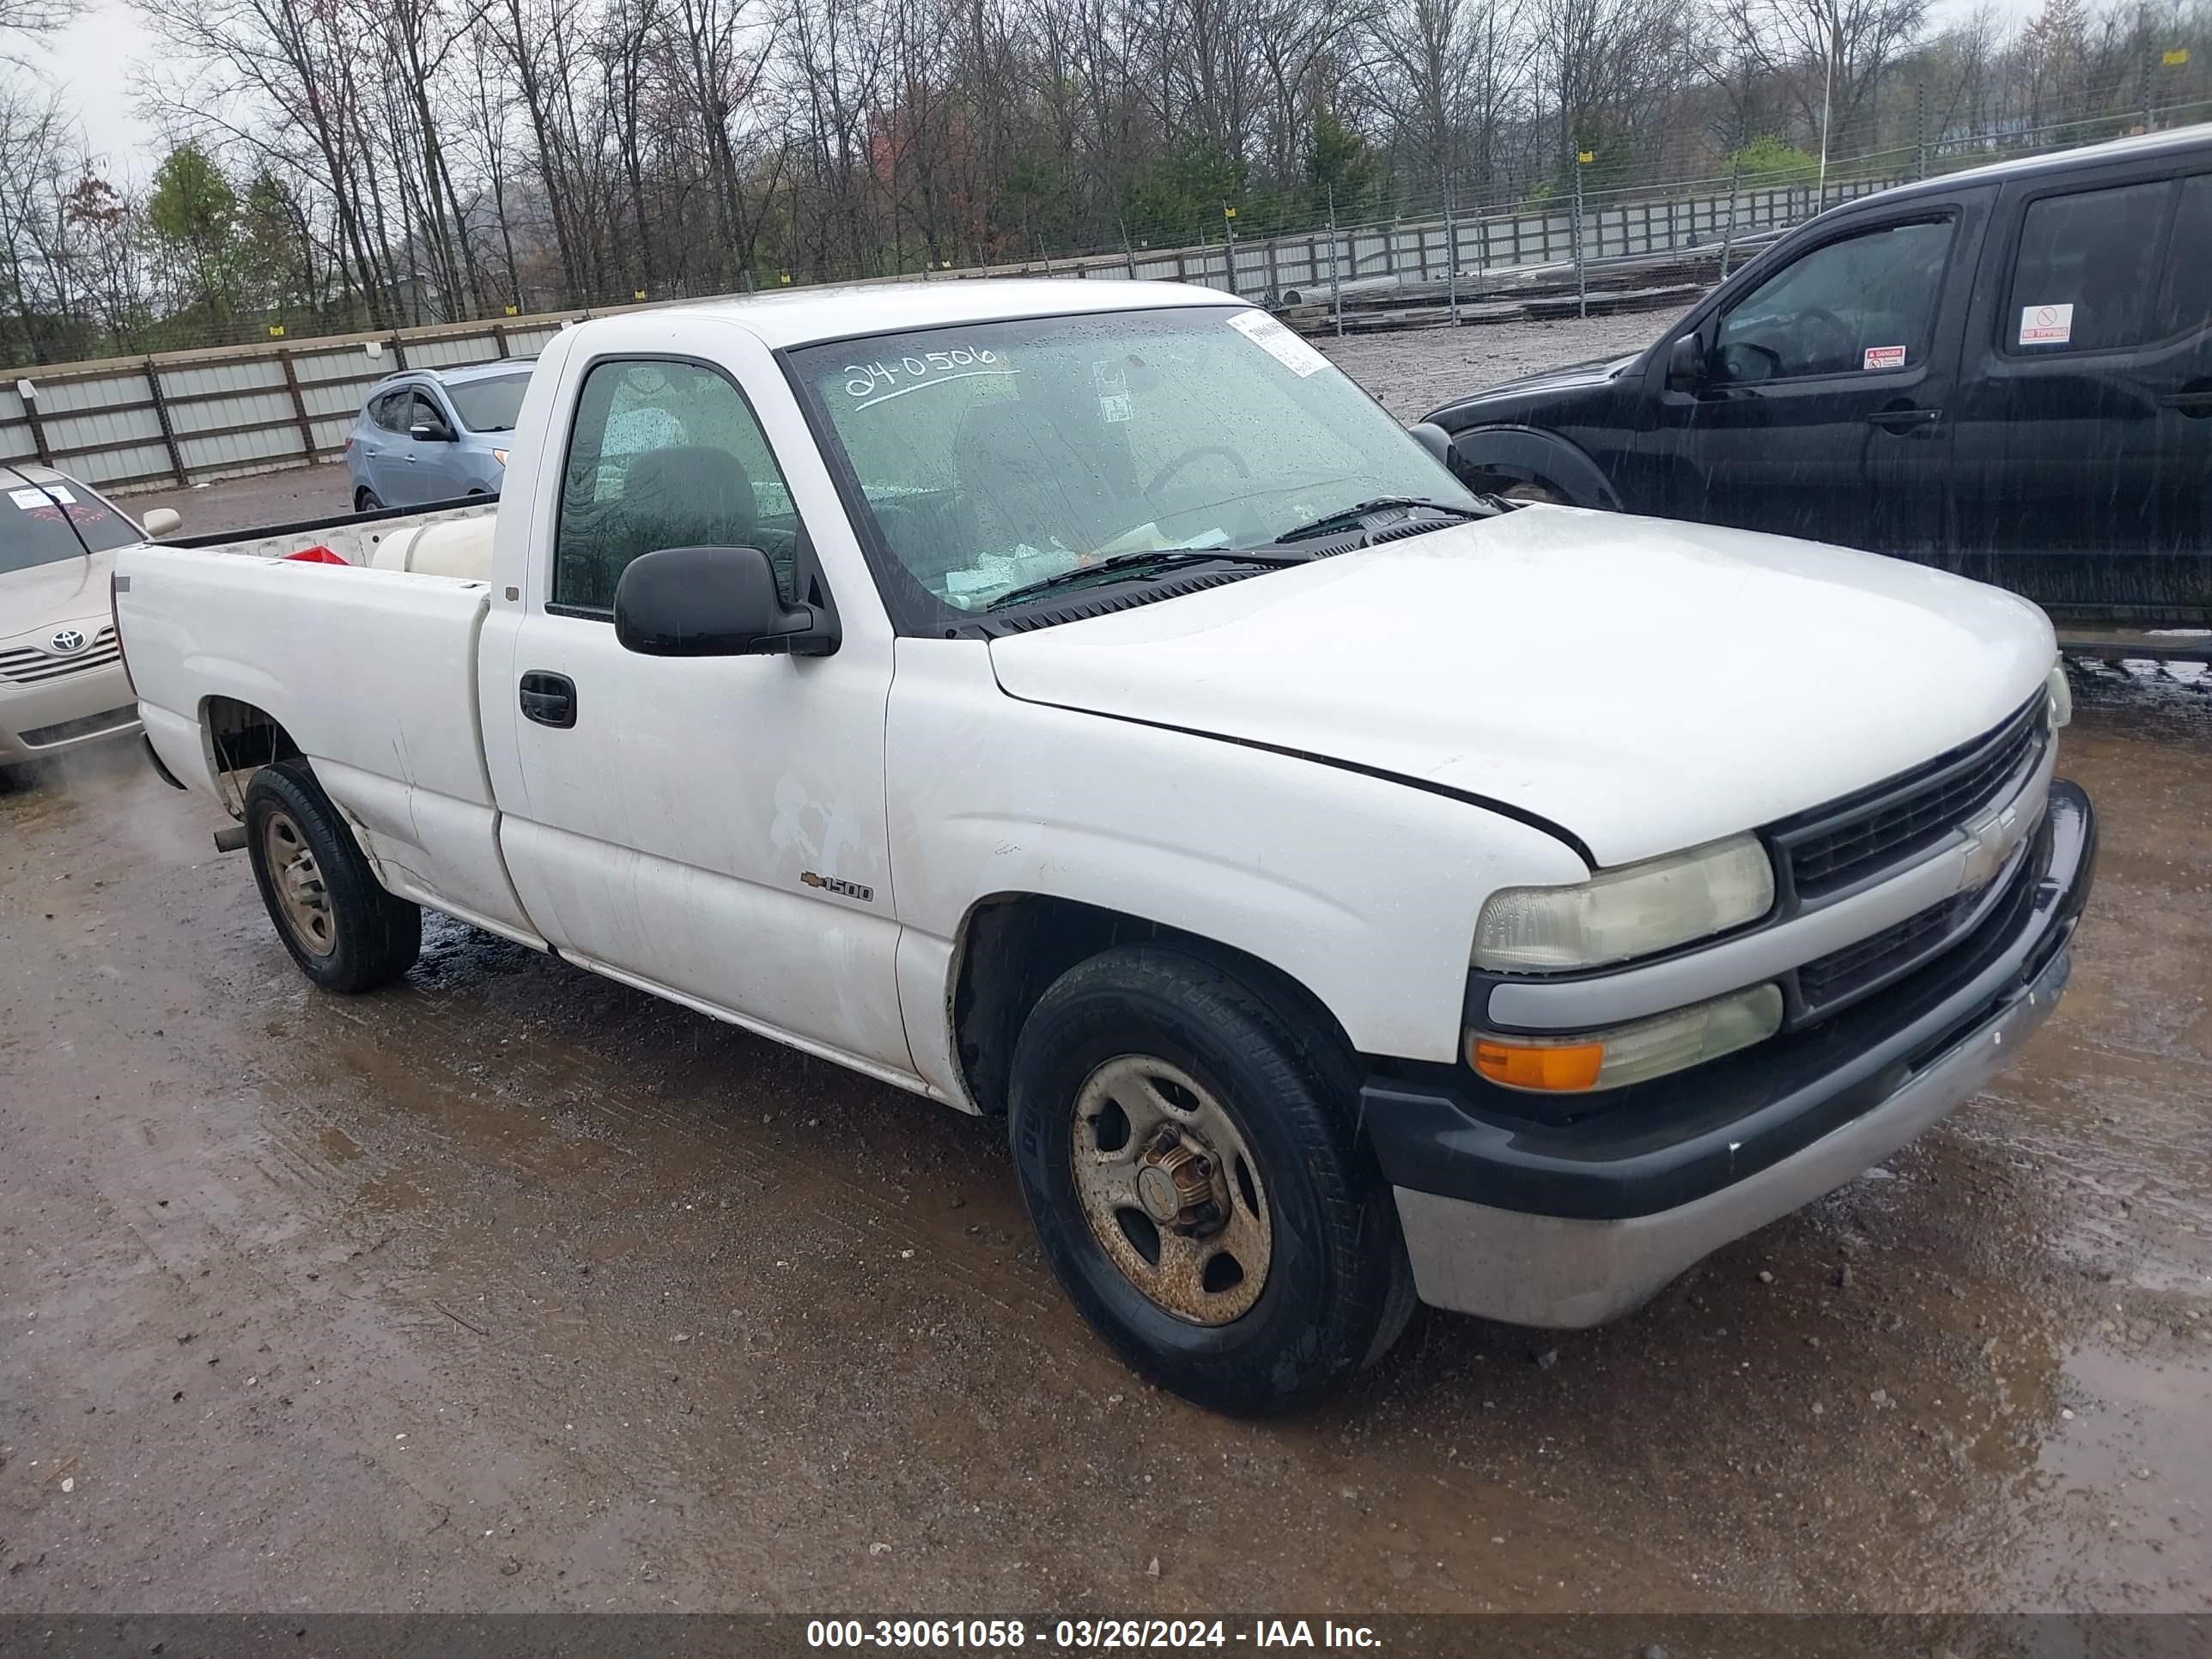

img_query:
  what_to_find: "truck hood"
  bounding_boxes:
[0,548,115,645]
[986,507,2056,867]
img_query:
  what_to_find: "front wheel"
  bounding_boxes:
[244,758,421,992]
[1009,945,1412,1413]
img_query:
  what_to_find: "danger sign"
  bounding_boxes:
[1863,344,1906,370]
[2019,302,2074,345]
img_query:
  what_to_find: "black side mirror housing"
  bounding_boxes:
[410,421,458,443]
[614,544,838,659]
[1666,333,1708,391]
[1405,421,1454,468]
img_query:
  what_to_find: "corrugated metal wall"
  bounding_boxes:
[0,175,1887,494]
[0,319,550,493]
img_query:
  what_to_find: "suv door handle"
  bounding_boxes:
[520,671,577,728]
[2160,390,2212,416]
[1866,405,1943,429]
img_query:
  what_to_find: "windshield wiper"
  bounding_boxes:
[1273,495,1488,545]
[985,548,1304,611]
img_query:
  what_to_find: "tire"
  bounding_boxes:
[354,486,381,513]
[1009,944,1410,1413]
[243,758,420,993]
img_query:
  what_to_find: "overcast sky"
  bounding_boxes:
[36,0,2046,184]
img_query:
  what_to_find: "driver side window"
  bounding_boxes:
[552,358,803,615]
[1715,218,1954,382]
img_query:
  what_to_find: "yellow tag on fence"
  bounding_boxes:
[267,324,286,337]
[503,303,519,316]
[2164,46,2189,64]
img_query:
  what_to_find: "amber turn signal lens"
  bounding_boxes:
[1470,1037,1606,1091]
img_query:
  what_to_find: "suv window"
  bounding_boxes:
[368,390,410,432]
[2150,173,2212,342]
[2005,179,2170,354]
[407,391,448,433]
[552,358,802,614]
[1715,218,1954,382]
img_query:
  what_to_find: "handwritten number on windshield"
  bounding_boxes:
[842,349,1010,408]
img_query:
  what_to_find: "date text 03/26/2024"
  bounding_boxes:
[805,1621,1382,1650]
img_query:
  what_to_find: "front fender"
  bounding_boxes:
[1449,424,1622,510]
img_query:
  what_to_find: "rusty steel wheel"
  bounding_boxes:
[1009,944,1412,1413]
[1070,1054,1274,1326]
[262,806,337,958]
[243,758,421,994]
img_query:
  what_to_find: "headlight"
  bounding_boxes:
[1473,833,1774,973]
[2047,661,2071,729]
[1469,982,1784,1092]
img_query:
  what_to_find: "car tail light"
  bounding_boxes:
[283,545,349,565]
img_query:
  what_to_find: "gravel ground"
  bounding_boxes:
[5,316,2206,1620]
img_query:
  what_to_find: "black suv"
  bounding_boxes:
[1421,125,2212,623]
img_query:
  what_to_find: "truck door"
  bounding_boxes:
[1950,158,2212,617]
[1653,202,1977,559]
[481,330,913,1079]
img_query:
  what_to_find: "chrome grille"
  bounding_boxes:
[0,626,121,685]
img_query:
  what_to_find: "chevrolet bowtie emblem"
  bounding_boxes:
[1958,797,2031,892]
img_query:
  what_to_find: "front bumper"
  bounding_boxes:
[1368,781,2096,1328]
[0,659,140,763]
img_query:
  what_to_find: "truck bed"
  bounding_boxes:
[167,495,496,573]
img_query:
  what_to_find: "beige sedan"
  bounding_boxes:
[0,465,179,775]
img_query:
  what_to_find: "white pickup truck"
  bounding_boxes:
[115,281,2095,1411]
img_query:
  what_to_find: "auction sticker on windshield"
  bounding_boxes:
[1226,310,1328,378]
[9,484,76,510]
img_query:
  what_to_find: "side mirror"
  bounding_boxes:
[1666,333,1708,391]
[614,545,838,659]
[410,420,457,443]
[1405,421,1454,468]
[140,507,182,539]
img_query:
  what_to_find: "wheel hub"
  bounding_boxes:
[1136,1128,1225,1231]
[1068,1055,1273,1326]
[262,808,337,959]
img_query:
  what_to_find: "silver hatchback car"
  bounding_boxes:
[344,361,534,511]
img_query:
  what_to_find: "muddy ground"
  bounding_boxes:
[4,318,2208,1618]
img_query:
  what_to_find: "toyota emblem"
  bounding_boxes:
[49,628,87,654]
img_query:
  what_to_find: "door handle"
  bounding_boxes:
[520,671,577,729]
[2160,391,2212,416]
[1866,406,1943,429]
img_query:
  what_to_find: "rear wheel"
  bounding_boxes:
[354,486,380,513]
[1008,944,1411,1413]
[243,758,420,992]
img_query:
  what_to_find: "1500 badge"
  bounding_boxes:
[801,871,874,902]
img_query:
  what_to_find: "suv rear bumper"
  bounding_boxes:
[1367,781,2095,1328]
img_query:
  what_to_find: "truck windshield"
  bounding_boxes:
[787,306,1476,611]
[2,477,139,575]
[445,371,532,433]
